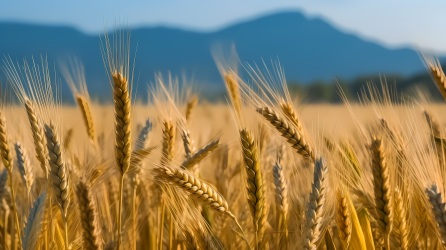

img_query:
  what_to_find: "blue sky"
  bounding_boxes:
[1,0,445,53]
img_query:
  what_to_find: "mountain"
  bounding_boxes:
[0,11,428,102]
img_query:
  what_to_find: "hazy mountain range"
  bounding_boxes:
[0,11,436,102]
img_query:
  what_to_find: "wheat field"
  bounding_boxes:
[0,31,446,250]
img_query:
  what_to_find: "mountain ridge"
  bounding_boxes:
[0,11,428,102]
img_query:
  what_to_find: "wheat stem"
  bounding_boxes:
[117,175,124,250]
[158,200,165,250]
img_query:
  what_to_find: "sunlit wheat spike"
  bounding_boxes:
[280,100,303,132]
[424,57,446,101]
[258,105,314,162]
[0,109,14,172]
[336,187,352,249]
[393,187,408,250]
[112,72,132,176]
[273,159,289,249]
[303,158,329,250]
[370,136,393,248]
[182,128,194,160]
[22,192,46,250]
[45,122,70,216]
[155,166,234,218]
[240,129,265,235]
[426,185,446,246]
[161,119,175,165]
[273,160,288,215]
[15,142,34,191]
[224,73,241,119]
[76,179,101,250]
[185,96,198,122]
[64,128,74,150]
[182,139,220,171]
[77,94,97,146]
[24,98,49,176]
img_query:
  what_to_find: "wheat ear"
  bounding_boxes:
[112,72,132,250]
[15,142,33,206]
[76,180,101,250]
[426,185,446,246]
[162,119,175,163]
[22,191,46,250]
[224,73,242,118]
[370,136,393,249]
[182,139,220,171]
[273,160,289,249]
[155,166,252,250]
[258,106,314,162]
[240,129,265,249]
[44,122,69,250]
[24,98,49,177]
[181,128,194,160]
[185,96,198,122]
[336,187,352,249]
[76,95,97,149]
[0,108,23,248]
[427,60,446,101]
[303,158,329,250]
[280,100,303,132]
[393,187,408,250]
[63,128,73,150]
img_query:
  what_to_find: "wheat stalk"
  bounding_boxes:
[44,122,70,250]
[112,71,133,250]
[336,187,351,249]
[75,180,101,250]
[273,159,288,249]
[370,136,393,249]
[258,106,314,162]
[303,158,329,250]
